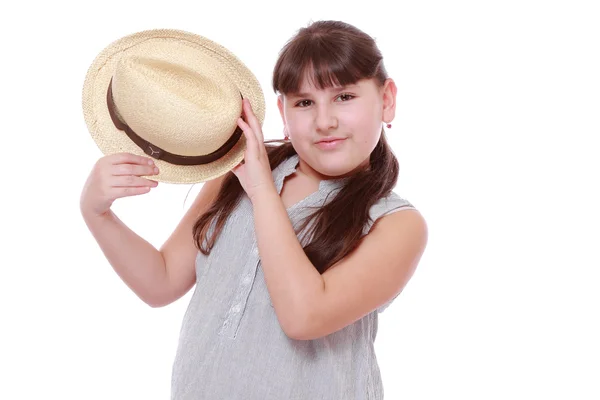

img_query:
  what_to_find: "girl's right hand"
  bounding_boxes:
[80,152,160,218]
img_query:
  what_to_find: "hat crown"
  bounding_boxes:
[111,55,243,156]
[83,29,266,183]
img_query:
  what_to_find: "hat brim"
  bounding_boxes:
[82,29,265,184]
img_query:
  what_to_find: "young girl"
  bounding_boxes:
[81,20,427,399]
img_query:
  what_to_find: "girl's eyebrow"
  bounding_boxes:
[288,85,358,99]
[288,91,312,99]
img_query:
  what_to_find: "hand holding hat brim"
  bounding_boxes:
[82,28,266,184]
[232,99,276,201]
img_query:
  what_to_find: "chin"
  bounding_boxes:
[314,158,359,178]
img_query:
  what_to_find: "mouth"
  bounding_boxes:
[315,137,347,150]
[316,137,347,144]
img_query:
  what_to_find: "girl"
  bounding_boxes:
[81,20,427,400]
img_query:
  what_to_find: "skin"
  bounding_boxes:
[277,74,398,182]
[231,75,427,340]
[79,54,426,341]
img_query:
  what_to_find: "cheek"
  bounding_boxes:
[285,115,311,139]
[286,117,302,131]
[344,108,380,143]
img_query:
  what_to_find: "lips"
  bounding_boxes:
[315,137,347,150]
[316,137,346,144]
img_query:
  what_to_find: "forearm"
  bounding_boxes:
[251,190,325,333]
[81,209,168,307]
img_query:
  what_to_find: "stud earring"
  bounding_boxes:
[263,128,291,144]
[386,123,392,129]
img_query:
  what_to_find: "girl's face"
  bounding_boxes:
[277,76,397,180]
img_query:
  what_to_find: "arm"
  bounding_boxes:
[81,174,226,307]
[233,98,427,339]
[252,190,326,335]
[253,191,427,340]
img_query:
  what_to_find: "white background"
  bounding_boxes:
[1,0,599,399]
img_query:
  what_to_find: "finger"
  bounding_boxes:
[237,117,259,156]
[112,163,159,177]
[241,102,267,158]
[242,99,264,143]
[111,175,159,188]
[110,152,155,166]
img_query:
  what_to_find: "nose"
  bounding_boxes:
[314,103,338,133]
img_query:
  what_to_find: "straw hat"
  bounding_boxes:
[82,28,265,184]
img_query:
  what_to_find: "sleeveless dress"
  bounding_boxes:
[171,153,417,399]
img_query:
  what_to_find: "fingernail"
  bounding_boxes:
[153,167,159,174]
[148,159,154,165]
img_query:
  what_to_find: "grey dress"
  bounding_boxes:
[171,154,416,399]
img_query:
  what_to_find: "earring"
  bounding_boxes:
[386,123,392,129]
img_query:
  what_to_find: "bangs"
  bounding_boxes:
[273,33,378,95]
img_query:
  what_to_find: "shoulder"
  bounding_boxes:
[365,191,420,234]
[371,191,415,213]
[365,192,428,263]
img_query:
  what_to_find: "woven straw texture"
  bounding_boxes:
[82,29,265,184]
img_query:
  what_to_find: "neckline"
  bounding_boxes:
[280,154,350,192]
[276,154,349,211]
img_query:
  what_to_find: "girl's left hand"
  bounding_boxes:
[232,98,277,202]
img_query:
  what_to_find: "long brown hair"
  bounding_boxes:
[193,20,399,274]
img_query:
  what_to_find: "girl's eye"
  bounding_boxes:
[295,100,313,107]
[337,93,354,101]
[294,94,354,107]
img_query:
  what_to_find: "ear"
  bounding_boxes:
[381,78,397,124]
